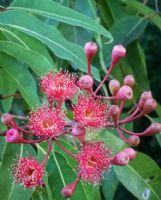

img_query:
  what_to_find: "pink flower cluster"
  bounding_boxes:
[1,42,161,197]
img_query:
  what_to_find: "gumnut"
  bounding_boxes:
[128,135,140,147]
[123,148,137,160]
[111,44,126,65]
[111,151,129,166]
[116,86,133,100]
[123,75,135,87]
[78,75,93,90]
[109,79,120,95]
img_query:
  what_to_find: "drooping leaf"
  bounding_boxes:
[10,0,113,41]
[0,41,53,75]
[0,68,17,112]
[0,52,40,107]
[0,10,101,81]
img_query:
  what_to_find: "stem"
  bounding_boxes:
[92,92,115,100]
[17,127,37,135]
[22,137,47,144]
[125,106,140,121]
[12,114,28,120]
[117,100,124,121]
[55,140,77,159]
[94,63,114,95]
[41,139,53,166]
[119,112,144,125]
[117,127,129,144]
[88,60,91,75]
[0,93,21,99]
[119,126,146,136]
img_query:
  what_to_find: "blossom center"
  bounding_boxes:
[87,155,97,166]
[42,119,54,129]
[27,168,34,176]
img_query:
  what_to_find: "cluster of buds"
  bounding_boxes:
[0,42,161,198]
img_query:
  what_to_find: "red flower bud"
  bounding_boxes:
[116,86,133,100]
[109,79,120,95]
[123,75,135,87]
[78,75,93,90]
[1,113,13,125]
[111,44,126,65]
[5,128,23,143]
[72,124,86,143]
[109,105,120,117]
[84,42,97,61]
[61,179,78,198]
[128,135,140,147]
[111,151,129,166]
[138,91,152,110]
[144,123,161,136]
[142,99,157,114]
[123,148,137,160]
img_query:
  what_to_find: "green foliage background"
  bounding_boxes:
[0,0,161,200]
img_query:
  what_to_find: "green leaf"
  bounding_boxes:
[121,0,161,32]
[10,0,113,41]
[114,153,161,200]
[0,41,53,76]
[0,52,40,107]
[0,10,101,81]
[101,168,119,200]
[0,68,17,112]
[0,144,35,200]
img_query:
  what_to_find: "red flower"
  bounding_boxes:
[29,104,66,137]
[40,70,78,102]
[73,94,109,128]
[77,142,111,184]
[11,156,45,188]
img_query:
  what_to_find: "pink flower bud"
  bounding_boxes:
[111,44,126,65]
[128,135,140,147]
[1,113,13,125]
[109,105,120,117]
[5,128,22,143]
[111,151,129,166]
[84,42,97,61]
[78,75,93,90]
[123,75,135,87]
[116,86,133,100]
[144,123,161,136]
[142,98,157,114]
[109,79,120,95]
[72,124,86,143]
[61,180,78,198]
[138,91,152,110]
[123,148,137,160]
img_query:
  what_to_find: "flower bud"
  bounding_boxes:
[123,75,135,87]
[5,128,23,143]
[84,42,97,61]
[123,148,137,160]
[78,75,93,90]
[138,91,152,110]
[144,123,161,136]
[109,105,120,117]
[61,180,78,198]
[72,124,86,143]
[128,135,140,147]
[109,79,120,95]
[111,44,126,65]
[116,86,133,100]
[1,113,13,125]
[111,151,129,166]
[142,98,157,114]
